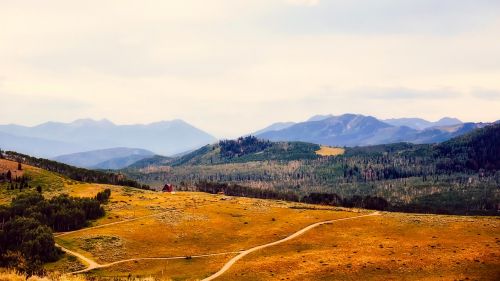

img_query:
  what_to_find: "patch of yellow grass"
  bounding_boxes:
[56,192,357,265]
[217,213,500,281]
[315,146,345,156]
[91,255,232,280]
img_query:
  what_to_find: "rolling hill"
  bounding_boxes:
[0,157,497,280]
[53,147,155,169]
[0,119,216,157]
[125,124,500,215]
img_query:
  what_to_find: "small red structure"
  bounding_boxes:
[162,183,174,193]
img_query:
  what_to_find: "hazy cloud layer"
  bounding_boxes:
[1,0,499,137]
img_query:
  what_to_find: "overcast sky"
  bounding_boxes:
[1,0,499,138]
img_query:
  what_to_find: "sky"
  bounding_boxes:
[1,0,499,138]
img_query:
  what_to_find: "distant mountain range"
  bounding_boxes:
[255,114,492,146]
[53,147,155,169]
[0,119,216,158]
[1,115,495,162]
[382,117,462,130]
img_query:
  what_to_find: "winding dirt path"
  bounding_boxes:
[58,211,379,277]
[201,212,380,281]
[56,243,100,273]
[65,250,244,274]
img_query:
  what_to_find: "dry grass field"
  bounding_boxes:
[315,146,345,156]
[0,159,499,280]
[54,186,499,281]
[216,213,499,281]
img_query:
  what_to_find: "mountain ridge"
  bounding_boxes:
[0,118,216,157]
[53,147,155,169]
[255,114,490,147]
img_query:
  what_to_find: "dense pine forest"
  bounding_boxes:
[0,190,110,274]
[125,125,500,215]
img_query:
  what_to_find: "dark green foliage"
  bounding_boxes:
[0,217,60,262]
[302,193,343,206]
[219,136,272,158]
[0,191,107,274]
[95,188,111,203]
[194,181,300,202]
[396,187,498,215]
[4,151,149,189]
[9,192,105,232]
[233,141,320,162]
[169,138,320,166]
[434,123,500,172]
[129,124,500,215]
[192,181,389,211]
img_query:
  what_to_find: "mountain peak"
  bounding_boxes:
[436,117,462,123]
[307,114,334,122]
[71,118,115,127]
[433,117,462,127]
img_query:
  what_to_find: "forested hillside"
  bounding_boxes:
[1,151,149,189]
[434,123,500,172]
[132,136,321,167]
[126,125,500,215]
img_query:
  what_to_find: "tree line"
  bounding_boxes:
[191,181,390,211]
[0,191,110,274]
[3,151,150,190]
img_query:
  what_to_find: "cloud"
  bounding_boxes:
[285,0,319,6]
[356,88,460,100]
[471,88,500,100]
[267,0,500,35]
[0,1,499,136]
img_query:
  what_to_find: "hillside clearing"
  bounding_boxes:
[315,146,345,156]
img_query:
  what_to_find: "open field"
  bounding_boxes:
[315,146,345,156]
[53,187,499,280]
[217,213,500,281]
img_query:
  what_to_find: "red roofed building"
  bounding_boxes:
[162,183,174,192]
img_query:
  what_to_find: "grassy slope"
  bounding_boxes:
[0,159,71,203]
[55,188,499,280]
[218,213,500,281]
[1,159,498,280]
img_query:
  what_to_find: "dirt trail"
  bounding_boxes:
[201,212,380,281]
[58,211,379,276]
[56,243,100,273]
[62,249,243,274]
